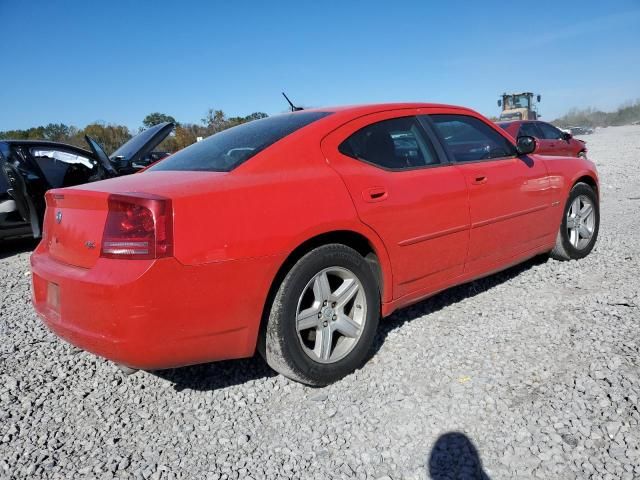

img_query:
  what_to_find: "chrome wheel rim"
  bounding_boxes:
[296,267,367,364]
[566,194,596,250]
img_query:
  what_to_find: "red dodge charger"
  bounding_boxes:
[498,120,588,158]
[31,103,600,385]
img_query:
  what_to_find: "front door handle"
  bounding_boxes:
[363,187,388,202]
[472,176,488,185]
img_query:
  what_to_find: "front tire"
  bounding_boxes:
[550,182,599,260]
[262,244,380,386]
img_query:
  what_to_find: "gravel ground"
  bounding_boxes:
[1,125,639,480]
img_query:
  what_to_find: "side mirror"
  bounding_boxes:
[537,95,541,102]
[516,136,536,155]
[497,99,502,107]
[561,132,572,141]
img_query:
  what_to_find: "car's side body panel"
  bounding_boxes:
[455,156,555,272]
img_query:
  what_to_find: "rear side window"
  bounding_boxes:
[150,111,331,172]
[429,115,516,162]
[518,123,541,138]
[338,116,440,170]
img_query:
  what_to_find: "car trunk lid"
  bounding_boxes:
[44,190,109,269]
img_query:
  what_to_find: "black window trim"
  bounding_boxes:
[422,114,521,165]
[338,114,452,173]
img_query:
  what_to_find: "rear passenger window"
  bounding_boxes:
[429,115,517,162]
[338,116,440,170]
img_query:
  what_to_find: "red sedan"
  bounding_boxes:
[498,120,588,158]
[31,103,600,385]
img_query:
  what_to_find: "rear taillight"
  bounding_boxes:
[100,193,173,260]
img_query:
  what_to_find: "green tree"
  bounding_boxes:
[83,123,132,155]
[43,123,71,142]
[142,113,178,128]
[201,109,227,133]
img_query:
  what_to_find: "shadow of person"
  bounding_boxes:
[428,432,491,480]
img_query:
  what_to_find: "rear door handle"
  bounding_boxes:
[472,176,488,185]
[363,187,388,202]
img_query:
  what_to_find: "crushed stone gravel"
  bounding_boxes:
[1,125,639,479]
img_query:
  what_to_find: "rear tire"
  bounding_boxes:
[550,182,599,261]
[262,244,380,386]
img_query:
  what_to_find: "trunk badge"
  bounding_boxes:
[55,211,62,224]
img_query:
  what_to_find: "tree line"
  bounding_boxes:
[0,109,269,155]
[553,100,640,128]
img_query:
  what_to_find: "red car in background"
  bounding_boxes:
[31,103,600,386]
[498,120,588,158]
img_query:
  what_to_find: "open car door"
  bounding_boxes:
[85,135,119,179]
[0,148,41,237]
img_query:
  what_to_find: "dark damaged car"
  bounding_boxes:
[0,122,173,241]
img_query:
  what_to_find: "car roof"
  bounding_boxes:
[303,102,476,117]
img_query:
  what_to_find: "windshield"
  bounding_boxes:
[149,111,331,172]
[512,95,531,108]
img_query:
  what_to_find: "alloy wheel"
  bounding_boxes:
[566,194,596,250]
[295,267,367,364]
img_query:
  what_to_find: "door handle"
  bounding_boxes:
[363,187,388,202]
[472,176,488,185]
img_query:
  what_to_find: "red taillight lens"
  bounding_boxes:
[100,193,173,260]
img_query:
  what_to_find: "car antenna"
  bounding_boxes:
[282,92,304,112]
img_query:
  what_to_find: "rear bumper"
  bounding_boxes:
[31,247,283,369]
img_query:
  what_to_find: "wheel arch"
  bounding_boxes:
[257,228,393,352]
[573,173,599,199]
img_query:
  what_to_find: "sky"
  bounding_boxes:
[0,0,639,131]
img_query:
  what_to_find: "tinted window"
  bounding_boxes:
[518,122,540,137]
[150,112,331,172]
[430,115,516,162]
[537,122,563,140]
[339,116,440,169]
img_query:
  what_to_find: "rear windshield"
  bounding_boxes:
[149,111,332,172]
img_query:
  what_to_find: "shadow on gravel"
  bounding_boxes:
[373,254,550,354]
[0,237,39,260]
[152,354,276,392]
[428,432,491,479]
